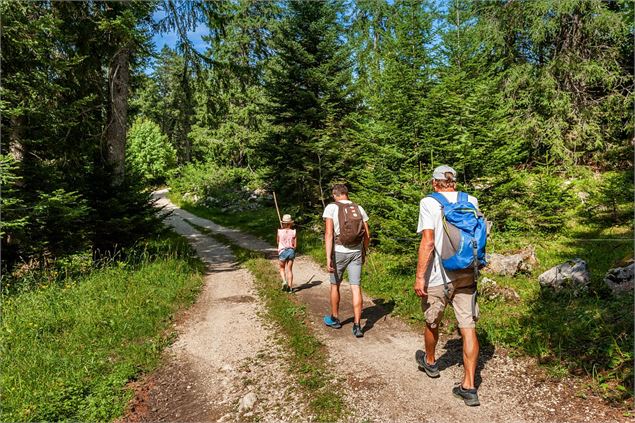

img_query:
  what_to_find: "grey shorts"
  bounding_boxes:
[330,250,362,285]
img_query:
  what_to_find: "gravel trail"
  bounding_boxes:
[123,190,628,423]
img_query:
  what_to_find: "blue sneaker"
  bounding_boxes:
[323,315,342,329]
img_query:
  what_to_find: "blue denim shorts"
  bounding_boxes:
[278,248,296,261]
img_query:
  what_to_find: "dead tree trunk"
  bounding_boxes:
[105,46,130,186]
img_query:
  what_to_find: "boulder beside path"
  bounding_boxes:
[484,246,539,277]
[604,262,634,296]
[538,258,590,293]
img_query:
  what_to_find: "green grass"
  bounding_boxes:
[185,221,344,421]
[174,194,633,405]
[1,234,204,422]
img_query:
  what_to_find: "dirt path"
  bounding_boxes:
[125,190,628,423]
[122,191,310,422]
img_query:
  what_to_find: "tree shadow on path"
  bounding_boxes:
[341,298,396,334]
[293,278,323,292]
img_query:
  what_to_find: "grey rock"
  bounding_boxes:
[238,392,257,412]
[485,246,538,276]
[604,263,634,296]
[538,258,589,292]
[479,277,520,302]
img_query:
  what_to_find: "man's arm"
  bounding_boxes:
[325,218,334,272]
[414,229,435,297]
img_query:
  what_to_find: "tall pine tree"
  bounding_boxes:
[261,0,358,210]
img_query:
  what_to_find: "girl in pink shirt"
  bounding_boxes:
[277,214,297,292]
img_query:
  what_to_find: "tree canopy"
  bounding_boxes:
[2,0,633,269]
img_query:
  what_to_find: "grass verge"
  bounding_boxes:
[174,195,633,405]
[0,233,204,422]
[185,221,344,422]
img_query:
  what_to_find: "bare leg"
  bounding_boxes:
[460,327,479,389]
[330,283,340,319]
[350,285,363,324]
[424,324,439,365]
[286,260,294,288]
[279,261,286,285]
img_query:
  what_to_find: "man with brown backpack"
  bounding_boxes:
[323,184,370,338]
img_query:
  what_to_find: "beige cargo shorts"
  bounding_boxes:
[421,276,479,329]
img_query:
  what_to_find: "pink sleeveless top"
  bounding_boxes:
[277,229,296,253]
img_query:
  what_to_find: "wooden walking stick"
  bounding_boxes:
[273,191,283,229]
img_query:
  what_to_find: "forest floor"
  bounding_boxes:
[121,190,629,423]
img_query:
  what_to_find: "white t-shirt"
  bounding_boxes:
[417,191,479,288]
[322,200,369,253]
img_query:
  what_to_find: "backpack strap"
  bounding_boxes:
[458,191,468,203]
[333,202,345,246]
[427,193,451,298]
[327,202,341,283]
[471,237,479,321]
[427,192,450,208]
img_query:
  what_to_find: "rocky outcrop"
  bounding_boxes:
[538,258,589,293]
[484,246,539,276]
[604,262,634,296]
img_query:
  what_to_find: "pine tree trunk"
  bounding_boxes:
[9,116,25,163]
[105,46,130,186]
[181,66,193,163]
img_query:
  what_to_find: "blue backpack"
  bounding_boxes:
[427,192,487,273]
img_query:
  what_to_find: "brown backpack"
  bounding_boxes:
[334,202,365,247]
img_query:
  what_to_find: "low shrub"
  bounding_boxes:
[478,168,575,234]
[577,170,634,225]
[126,118,177,183]
[168,162,267,211]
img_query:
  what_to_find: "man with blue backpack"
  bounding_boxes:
[413,165,487,407]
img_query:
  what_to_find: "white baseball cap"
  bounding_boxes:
[432,165,457,181]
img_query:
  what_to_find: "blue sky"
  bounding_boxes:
[151,26,208,53]
[150,10,208,54]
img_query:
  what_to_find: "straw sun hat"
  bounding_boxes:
[281,214,294,224]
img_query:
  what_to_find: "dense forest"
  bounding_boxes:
[1,0,634,418]
[2,0,633,270]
